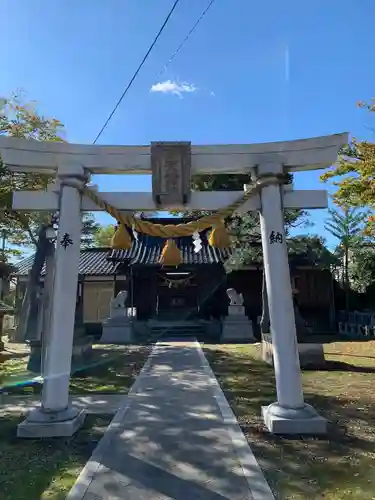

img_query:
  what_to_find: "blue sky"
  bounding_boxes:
[1,0,375,248]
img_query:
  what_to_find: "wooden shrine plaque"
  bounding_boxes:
[151,142,191,208]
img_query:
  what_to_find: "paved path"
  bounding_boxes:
[0,394,126,417]
[67,340,274,500]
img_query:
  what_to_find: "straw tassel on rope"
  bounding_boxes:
[208,219,231,248]
[159,239,182,266]
[111,224,132,249]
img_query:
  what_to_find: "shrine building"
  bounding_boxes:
[12,218,335,342]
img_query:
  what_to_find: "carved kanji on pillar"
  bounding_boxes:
[151,142,191,208]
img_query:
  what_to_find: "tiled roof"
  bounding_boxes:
[13,218,231,276]
[13,243,321,277]
[13,248,120,277]
[13,233,230,276]
[109,233,230,265]
[108,218,230,265]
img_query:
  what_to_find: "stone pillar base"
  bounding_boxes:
[262,402,327,435]
[222,315,254,342]
[261,334,326,368]
[27,341,43,373]
[27,337,94,375]
[100,317,133,344]
[17,406,86,438]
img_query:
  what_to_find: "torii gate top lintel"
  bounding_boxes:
[0,132,348,175]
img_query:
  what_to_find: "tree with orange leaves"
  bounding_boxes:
[321,98,375,235]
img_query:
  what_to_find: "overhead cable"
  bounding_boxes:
[93,0,181,144]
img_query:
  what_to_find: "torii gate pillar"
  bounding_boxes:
[258,163,326,435]
[18,167,88,438]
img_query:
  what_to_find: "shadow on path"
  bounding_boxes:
[76,343,267,500]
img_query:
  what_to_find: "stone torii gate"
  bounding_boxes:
[0,133,347,438]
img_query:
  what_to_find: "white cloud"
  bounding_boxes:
[150,80,197,98]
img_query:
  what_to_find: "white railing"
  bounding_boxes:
[337,311,375,338]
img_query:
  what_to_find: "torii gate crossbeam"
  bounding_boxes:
[0,133,347,174]
[12,188,329,212]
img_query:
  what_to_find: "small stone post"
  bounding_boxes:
[0,262,13,350]
[40,241,55,376]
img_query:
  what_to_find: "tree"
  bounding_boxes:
[0,229,23,262]
[5,210,100,251]
[0,93,99,257]
[93,224,116,247]
[287,235,338,269]
[0,94,63,250]
[184,172,311,270]
[321,98,375,235]
[324,206,368,308]
[348,244,375,294]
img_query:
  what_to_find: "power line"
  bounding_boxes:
[93,0,181,145]
[156,0,217,80]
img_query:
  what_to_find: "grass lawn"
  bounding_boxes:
[204,340,375,500]
[0,343,151,499]
[0,343,151,395]
[0,342,31,391]
[0,414,111,500]
[70,344,151,394]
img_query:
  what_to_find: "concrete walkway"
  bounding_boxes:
[0,394,126,417]
[67,340,274,500]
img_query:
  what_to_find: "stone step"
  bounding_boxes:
[149,322,206,339]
